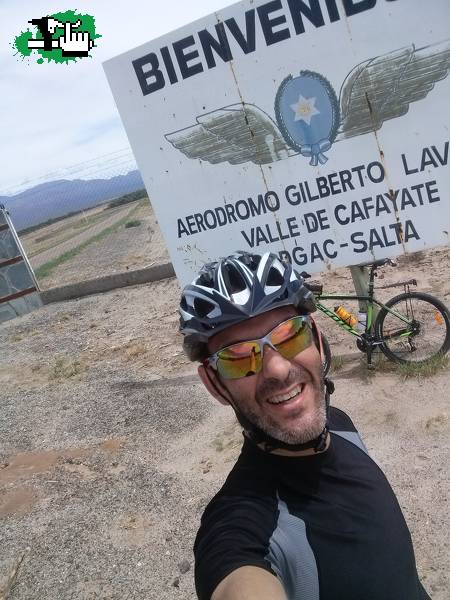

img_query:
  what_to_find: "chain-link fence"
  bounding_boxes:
[1,151,169,291]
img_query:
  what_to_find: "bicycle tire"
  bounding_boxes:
[375,291,450,364]
[321,333,332,376]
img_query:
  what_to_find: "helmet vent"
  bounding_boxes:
[267,266,284,287]
[193,297,216,318]
[246,254,261,272]
[197,273,214,288]
[224,264,247,295]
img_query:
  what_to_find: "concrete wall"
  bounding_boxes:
[41,263,175,304]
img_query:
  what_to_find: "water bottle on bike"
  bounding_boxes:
[334,305,358,328]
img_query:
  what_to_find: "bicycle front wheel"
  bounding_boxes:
[375,292,450,364]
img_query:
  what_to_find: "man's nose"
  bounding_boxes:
[261,345,291,380]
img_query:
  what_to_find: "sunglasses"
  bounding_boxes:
[204,315,313,380]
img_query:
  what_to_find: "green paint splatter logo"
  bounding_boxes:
[12,10,101,64]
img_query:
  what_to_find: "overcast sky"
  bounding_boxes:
[0,0,228,194]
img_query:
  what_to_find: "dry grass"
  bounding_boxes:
[330,354,345,373]
[123,341,147,360]
[374,352,449,379]
[396,354,449,379]
[9,333,24,343]
[124,219,142,228]
[425,413,448,432]
[48,357,87,381]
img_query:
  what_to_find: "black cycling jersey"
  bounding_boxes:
[194,407,430,600]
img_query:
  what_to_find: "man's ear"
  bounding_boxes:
[198,364,232,406]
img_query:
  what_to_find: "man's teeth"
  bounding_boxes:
[267,384,304,405]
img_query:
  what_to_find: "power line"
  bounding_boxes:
[0,148,139,196]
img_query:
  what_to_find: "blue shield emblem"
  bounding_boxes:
[275,71,340,166]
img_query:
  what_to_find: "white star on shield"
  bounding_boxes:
[290,95,320,125]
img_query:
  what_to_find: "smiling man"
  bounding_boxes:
[179,251,430,600]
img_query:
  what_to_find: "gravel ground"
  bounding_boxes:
[1,248,449,599]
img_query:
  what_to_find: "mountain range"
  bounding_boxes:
[0,170,145,231]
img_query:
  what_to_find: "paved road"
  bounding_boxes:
[30,205,137,269]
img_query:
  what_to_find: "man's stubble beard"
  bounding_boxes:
[233,365,326,445]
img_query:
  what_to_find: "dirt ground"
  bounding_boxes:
[21,204,126,259]
[26,204,141,270]
[20,199,169,290]
[1,240,449,598]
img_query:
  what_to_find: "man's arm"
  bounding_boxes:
[212,566,287,600]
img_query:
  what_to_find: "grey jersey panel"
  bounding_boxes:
[265,432,367,598]
[266,497,320,600]
[331,430,368,454]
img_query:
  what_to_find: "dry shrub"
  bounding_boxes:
[124,341,147,360]
[49,357,86,380]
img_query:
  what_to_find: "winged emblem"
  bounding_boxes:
[165,40,450,167]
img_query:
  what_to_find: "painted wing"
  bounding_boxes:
[337,40,450,140]
[165,103,296,165]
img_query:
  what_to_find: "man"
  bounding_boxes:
[179,251,430,600]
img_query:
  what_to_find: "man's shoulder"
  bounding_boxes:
[328,406,369,454]
[201,445,276,516]
[195,443,278,543]
[328,405,359,433]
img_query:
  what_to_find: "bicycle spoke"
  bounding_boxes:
[376,292,450,364]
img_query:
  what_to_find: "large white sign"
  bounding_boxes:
[104,0,450,285]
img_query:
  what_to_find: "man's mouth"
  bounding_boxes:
[266,383,305,405]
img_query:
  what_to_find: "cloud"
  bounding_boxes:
[73,116,123,146]
[0,0,227,193]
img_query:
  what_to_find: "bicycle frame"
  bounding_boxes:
[315,293,374,339]
[316,263,417,346]
[315,260,417,343]
[315,294,412,340]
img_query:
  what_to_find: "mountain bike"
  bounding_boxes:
[303,259,450,373]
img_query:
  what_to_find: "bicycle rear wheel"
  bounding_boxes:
[375,292,450,364]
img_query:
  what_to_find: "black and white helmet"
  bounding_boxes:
[179,251,316,348]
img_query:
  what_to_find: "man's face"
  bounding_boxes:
[206,306,326,445]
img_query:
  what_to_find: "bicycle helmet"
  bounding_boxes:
[180,251,316,353]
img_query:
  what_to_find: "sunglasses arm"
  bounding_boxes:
[198,363,233,406]
[310,315,323,360]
